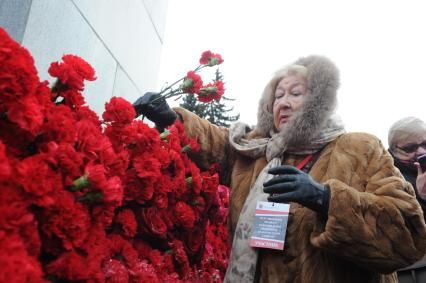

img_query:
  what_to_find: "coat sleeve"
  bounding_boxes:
[173,107,234,185]
[310,133,426,273]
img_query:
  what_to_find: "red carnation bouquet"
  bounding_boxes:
[154,50,225,104]
[0,27,230,283]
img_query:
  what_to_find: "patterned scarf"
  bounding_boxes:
[224,115,345,282]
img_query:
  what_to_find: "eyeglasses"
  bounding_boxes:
[396,141,426,153]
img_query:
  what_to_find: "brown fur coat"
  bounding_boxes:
[174,106,426,283]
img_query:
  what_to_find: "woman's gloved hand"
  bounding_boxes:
[133,92,177,129]
[263,165,330,216]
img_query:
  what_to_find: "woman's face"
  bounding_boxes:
[273,75,308,131]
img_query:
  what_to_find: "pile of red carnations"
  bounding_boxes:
[0,27,230,282]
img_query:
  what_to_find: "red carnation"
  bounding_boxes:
[41,190,91,250]
[103,259,129,283]
[193,195,207,214]
[58,89,86,108]
[102,176,124,205]
[45,142,84,186]
[48,54,96,91]
[42,104,78,144]
[103,96,135,124]
[140,207,168,238]
[7,95,44,135]
[197,80,225,102]
[115,209,137,238]
[92,204,116,227]
[130,260,159,282]
[201,172,219,193]
[0,28,40,111]
[99,140,129,179]
[85,163,108,189]
[210,207,228,225]
[172,239,190,275]
[75,105,101,127]
[152,192,169,209]
[123,170,154,203]
[174,201,196,229]
[75,120,104,158]
[133,153,161,180]
[0,232,45,283]
[187,162,202,195]
[16,154,62,207]
[180,71,203,94]
[45,251,93,281]
[0,141,11,179]
[199,50,224,66]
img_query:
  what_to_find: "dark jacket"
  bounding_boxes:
[391,150,426,216]
[390,150,426,281]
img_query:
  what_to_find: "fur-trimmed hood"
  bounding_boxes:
[256,55,340,149]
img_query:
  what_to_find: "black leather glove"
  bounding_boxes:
[133,92,177,129]
[263,165,330,216]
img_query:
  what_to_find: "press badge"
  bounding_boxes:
[250,201,289,250]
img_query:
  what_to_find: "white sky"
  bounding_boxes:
[158,0,426,147]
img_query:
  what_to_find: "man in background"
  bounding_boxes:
[388,116,426,283]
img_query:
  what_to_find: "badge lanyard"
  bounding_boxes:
[296,154,314,170]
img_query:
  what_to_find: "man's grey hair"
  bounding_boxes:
[388,117,426,150]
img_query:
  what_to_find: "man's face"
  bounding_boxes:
[394,132,426,162]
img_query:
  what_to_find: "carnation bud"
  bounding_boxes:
[207,57,220,66]
[180,79,194,89]
[160,129,170,140]
[186,176,193,186]
[199,86,218,95]
[181,144,191,153]
[72,174,89,190]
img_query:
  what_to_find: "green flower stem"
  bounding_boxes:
[149,64,206,104]
[78,191,103,203]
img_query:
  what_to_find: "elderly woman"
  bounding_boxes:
[134,55,426,283]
